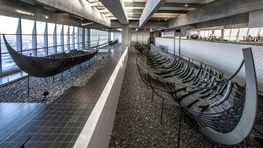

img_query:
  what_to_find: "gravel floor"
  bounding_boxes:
[109,47,263,148]
[0,52,110,103]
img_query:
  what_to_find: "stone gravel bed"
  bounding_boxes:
[0,53,109,103]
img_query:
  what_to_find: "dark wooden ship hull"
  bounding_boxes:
[136,45,258,145]
[3,35,99,77]
[108,39,118,45]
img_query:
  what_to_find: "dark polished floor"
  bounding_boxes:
[0,45,124,148]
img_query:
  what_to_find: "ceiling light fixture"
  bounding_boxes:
[184,3,189,7]
[16,9,34,16]
[81,22,94,26]
[44,15,49,19]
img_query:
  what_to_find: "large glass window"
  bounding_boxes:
[69,26,74,50]
[214,30,222,38]
[223,29,231,40]
[260,28,263,36]
[90,29,109,47]
[100,30,108,45]
[238,28,248,41]
[74,27,78,49]
[201,31,205,38]
[248,28,260,37]
[200,30,212,38]
[64,25,69,51]
[36,21,46,57]
[56,24,63,53]
[0,15,19,73]
[85,29,89,48]
[90,29,96,47]
[230,29,239,41]
[161,31,173,38]
[48,23,56,55]
[21,19,34,56]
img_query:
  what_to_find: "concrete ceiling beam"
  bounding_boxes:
[99,0,128,24]
[111,20,168,29]
[139,0,165,28]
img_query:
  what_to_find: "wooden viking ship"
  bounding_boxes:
[3,35,99,77]
[136,45,258,145]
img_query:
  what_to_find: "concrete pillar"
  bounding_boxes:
[67,27,70,50]
[77,27,80,49]
[249,9,263,27]
[72,27,75,49]
[44,22,48,55]
[16,18,22,53]
[32,20,37,56]
[173,29,176,55]
[87,28,90,48]
[122,25,129,49]
[61,25,64,52]
[108,31,111,42]
[53,25,57,54]
[82,28,85,49]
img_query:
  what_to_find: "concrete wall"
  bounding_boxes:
[249,9,263,27]
[155,37,263,94]
[87,48,128,148]
[74,48,128,148]
[196,13,249,29]
[122,26,130,49]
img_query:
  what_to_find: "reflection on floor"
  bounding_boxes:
[0,71,27,85]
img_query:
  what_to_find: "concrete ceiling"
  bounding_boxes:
[33,0,111,27]
[17,0,262,31]
[151,0,216,21]
[80,0,216,28]
[87,0,146,22]
[106,0,215,22]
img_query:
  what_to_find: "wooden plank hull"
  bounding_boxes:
[136,45,258,145]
